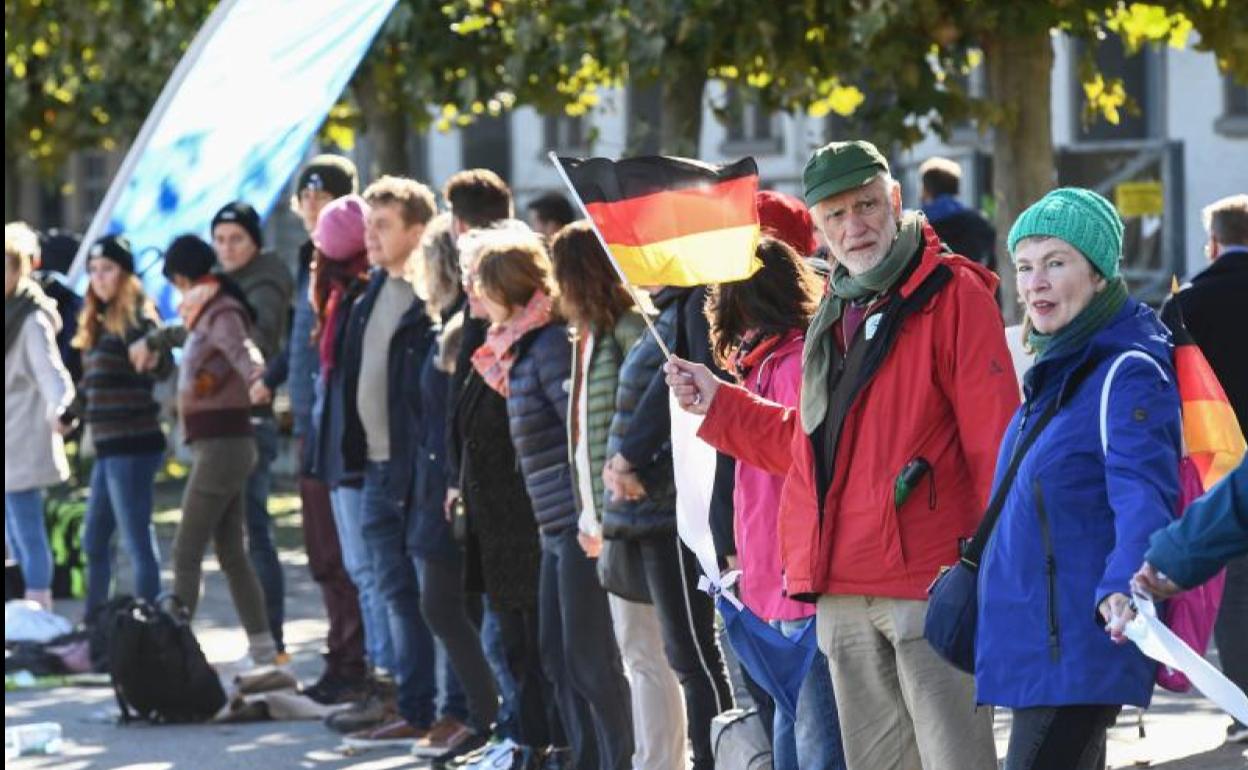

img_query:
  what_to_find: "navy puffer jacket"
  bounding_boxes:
[506,322,578,534]
[602,293,680,539]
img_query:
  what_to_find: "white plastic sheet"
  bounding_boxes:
[670,391,721,585]
[1126,593,1248,724]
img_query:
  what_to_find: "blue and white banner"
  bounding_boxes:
[72,0,397,316]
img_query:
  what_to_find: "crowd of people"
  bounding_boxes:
[4,139,1246,770]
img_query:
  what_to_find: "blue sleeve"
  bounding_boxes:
[536,327,572,428]
[1096,358,1183,609]
[1146,461,1248,588]
[263,338,290,390]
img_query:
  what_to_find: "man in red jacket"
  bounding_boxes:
[667,140,1017,770]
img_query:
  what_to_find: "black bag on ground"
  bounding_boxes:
[87,593,134,673]
[109,597,226,723]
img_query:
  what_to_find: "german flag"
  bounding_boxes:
[1162,292,1245,490]
[558,155,762,286]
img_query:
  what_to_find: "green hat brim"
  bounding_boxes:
[804,166,883,208]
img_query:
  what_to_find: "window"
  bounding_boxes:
[721,88,782,154]
[627,85,663,156]
[1073,34,1158,143]
[79,152,109,225]
[1216,76,1248,137]
[544,115,589,155]
[461,114,512,182]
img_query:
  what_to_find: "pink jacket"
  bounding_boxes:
[732,329,810,621]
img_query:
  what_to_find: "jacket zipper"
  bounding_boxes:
[1032,479,1061,661]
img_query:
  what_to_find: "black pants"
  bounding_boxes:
[539,527,634,770]
[1004,704,1121,770]
[637,532,734,770]
[416,553,498,733]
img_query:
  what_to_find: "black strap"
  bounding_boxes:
[961,360,1096,569]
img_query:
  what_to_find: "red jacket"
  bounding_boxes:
[698,223,1019,600]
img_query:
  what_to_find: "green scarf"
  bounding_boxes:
[1027,276,1128,364]
[800,212,925,433]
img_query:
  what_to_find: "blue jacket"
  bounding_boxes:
[1146,460,1247,589]
[406,327,459,561]
[340,270,435,504]
[976,299,1182,708]
[506,322,578,534]
[308,277,368,488]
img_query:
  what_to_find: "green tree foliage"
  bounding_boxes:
[5,0,216,174]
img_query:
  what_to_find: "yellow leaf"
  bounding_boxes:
[32,39,50,57]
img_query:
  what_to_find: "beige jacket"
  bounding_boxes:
[5,298,74,491]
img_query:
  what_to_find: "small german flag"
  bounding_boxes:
[1162,291,1245,490]
[558,155,762,286]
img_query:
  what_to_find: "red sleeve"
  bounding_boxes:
[935,271,1020,508]
[697,382,799,477]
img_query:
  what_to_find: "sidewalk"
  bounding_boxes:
[5,483,1245,769]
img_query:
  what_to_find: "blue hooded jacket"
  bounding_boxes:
[976,298,1182,708]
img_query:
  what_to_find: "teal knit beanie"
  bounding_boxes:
[1007,187,1124,278]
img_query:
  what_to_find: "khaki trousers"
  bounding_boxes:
[816,594,996,770]
[609,594,688,770]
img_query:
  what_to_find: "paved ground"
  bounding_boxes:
[6,482,1246,769]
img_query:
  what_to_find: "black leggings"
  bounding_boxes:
[416,554,498,733]
[1004,704,1122,770]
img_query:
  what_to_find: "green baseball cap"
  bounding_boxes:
[802,140,890,207]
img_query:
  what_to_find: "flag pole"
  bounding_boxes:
[547,151,674,361]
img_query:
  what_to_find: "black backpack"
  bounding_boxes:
[109,598,227,723]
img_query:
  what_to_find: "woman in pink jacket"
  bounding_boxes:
[705,235,844,770]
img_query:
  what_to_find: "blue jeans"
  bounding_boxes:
[245,416,285,651]
[330,484,394,672]
[361,460,465,727]
[771,618,845,770]
[83,452,163,614]
[481,600,521,740]
[4,489,52,591]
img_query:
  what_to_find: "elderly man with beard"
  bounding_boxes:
[667,141,1018,770]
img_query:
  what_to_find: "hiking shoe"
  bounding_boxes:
[304,673,370,706]
[324,693,396,734]
[342,718,428,749]
[1228,720,1248,744]
[412,715,476,758]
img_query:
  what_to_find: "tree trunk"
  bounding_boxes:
[659,63,706,157]
[352,68,410,180]
[985,30,1055,324]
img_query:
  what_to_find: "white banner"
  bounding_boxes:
[71,0,398,316]
[670,392,721,584]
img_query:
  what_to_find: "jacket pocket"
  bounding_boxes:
[1032,479,1061,661]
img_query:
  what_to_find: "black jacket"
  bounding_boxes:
[506,323,579,534]
[929,208,997,272]
[1172,248,1248,431]
[340,270,435,504]
[603,290,681,538]
[450,308,542,610]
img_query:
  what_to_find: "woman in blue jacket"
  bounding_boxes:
[471,231,634,770]
[977,188,1182,770]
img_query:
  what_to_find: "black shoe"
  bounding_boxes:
[432,731,488,768]
[303,673,370,705]
[1228,720,1248,744]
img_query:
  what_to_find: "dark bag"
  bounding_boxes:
[597,537,651,603]
[87,593,135,673]
[109,597,227,723]
[924,362,1093,673]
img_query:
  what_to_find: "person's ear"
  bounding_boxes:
[890,181,903,219]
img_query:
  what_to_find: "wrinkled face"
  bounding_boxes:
[366,203,423,271]
[295,189,335,235]
[88,257,124,303]
[810,175,903,276]
[213,223,259,272]
[1014,237,1106,335]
